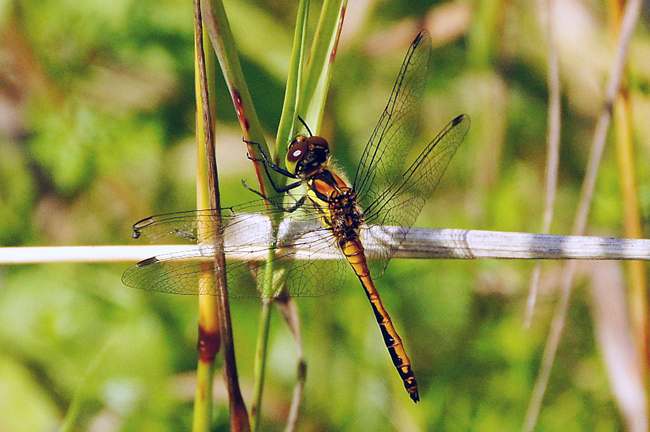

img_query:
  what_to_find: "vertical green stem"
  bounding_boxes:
[193,1,250,431]
[250,2,309,428]
[192,2,220,431]
[202,0,276,198]
[192,358,216,431]
[251,298,274,431]
[200,0,345,428]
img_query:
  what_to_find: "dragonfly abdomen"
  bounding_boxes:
[340,239,420,403]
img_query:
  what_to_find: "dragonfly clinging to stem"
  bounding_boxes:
[122,29,470,403]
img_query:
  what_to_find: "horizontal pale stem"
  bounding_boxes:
[2,227,650,264]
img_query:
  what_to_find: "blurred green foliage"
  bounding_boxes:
[1,0,648,430]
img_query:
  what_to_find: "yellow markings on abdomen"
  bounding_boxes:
[341,239,420,403]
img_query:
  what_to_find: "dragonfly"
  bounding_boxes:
[122,29,470,403]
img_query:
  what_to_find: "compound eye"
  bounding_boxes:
[287,137,309,163]
[307,135,329,149]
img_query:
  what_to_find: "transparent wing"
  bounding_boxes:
[121,199,347,298]
[361,114,471,274]
[121,251,258,297]
[353,30,431,210]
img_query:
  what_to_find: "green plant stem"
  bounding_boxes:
[192,2,221,431]
[193,359,216,431]
[202,0,275,198]
[297,0,346,131]
[201,1,344,428]
[251,298,274,432]
[275,0,310,165]
[249,1,344,428]
[250,3,309,428]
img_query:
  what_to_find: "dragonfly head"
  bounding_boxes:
[286,135,330,176]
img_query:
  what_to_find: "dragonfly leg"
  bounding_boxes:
[241,174,302,196]
[283,195,307,213]
[243,138,305,197]
[241,179,268,199]
[243,138,296,179]
[240,179,307,213]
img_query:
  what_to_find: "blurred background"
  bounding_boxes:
[1,0,650,430]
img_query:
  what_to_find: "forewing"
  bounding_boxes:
[353,30,431,210]
[362,114,470,274]
[130,200,277,244]
[122,199,348,298]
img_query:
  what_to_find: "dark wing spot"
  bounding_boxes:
[136,257,159,267]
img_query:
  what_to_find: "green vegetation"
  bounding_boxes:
[0,0,647,430]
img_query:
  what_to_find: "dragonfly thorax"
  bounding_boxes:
[328,190,363,245]
[286,135,330,178]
